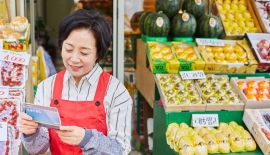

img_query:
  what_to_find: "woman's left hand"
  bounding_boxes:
[55,126,86,145]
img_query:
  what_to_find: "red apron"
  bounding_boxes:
[48,70,110,155]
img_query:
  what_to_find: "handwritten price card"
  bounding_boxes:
[191,114,219,127]
[196,38,224,46]
[180,70,206,80]
[0,50,30,66]
[0,86,9,98]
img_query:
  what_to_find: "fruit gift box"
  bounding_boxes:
[171,42,205,71]
[147,42,180,73]
[197,39,258,74]
[214,0,262,39]
[246,33,270,72]
[231,76,270,109]
[195,74,245,111]
[155,74,206,112]
[250,1,270,33]
[243,109,270,155]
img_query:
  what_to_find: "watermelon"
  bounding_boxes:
[155,0,181,19]
[171,10,197,37]
[196,13,223,38]
[144,11,170,37]
[182,0,206,20]
[139,11,152,34]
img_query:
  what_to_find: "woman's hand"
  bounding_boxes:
[55,126,86,145]
[19,113,39,135]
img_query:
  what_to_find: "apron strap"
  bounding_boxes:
[52,70,66,99]
[93,72,111,102]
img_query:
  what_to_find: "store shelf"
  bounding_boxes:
[153,101,263,155]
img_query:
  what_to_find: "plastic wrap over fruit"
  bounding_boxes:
[216,133,230,153]
[229,131,245,152]
[203,133,218,154]
[241,130,256,151]
[178,136,194,155]
[166,123,179,145]
[191,135,207,155]
[173,129,186,152]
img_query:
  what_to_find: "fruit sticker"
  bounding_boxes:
[156,17,164,27]
[195,0,201,5]
[209,18,216,27]
[182,13,189,22]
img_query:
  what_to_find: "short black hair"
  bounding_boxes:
[58,9,112,62]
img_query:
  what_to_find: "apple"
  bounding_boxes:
[247,80,258,88]
[257,39,270,49]
[238,0,247,6]
[258,47,269,59]
[226,11,235,21]
[257,94,268,101]
[239,3,247,11]
[225,51,237,60]
[237,81,247,90]
[230,21,238,27]
[235,11,243,20]
[246,94,257,100]
[244,87,257,95]
[223,19,230,28]
[258,81,270,89]
[238,20,246,28]
[245,20,255,27]
[217,3,223,11]
[220,12,226,20]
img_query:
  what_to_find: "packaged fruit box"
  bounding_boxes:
[147,42,180,73]
[195,74,245,111]
[197,40,258,74]
[166,121,256,155]
[2,24,30,52]
[250,1,270,33]
[155,74,206,112]
[171,42,205,71]
[214,0,262,39]
[231,77,270,109]
[246,33,270,72]
[243,109,270,155]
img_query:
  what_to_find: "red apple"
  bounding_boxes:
[259,47,269,59]
[257,39,270,49]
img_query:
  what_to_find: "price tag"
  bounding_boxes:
[0,50,30,66]
[179,70,206,80]
[191,114,219,127]
[0,86,9,98]
[196,38,224,46]
[0,39,3,51]
[0,122,7,141]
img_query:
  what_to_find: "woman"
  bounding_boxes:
[19,9,132,155]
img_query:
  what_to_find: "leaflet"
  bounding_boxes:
[23,103,61,129]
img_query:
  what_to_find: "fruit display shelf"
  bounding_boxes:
[153,101,263,155]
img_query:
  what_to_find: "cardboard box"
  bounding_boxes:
[246,33,270,72]
[243,109,270,155]
[231,77,270,109]
[250,1,270,33]
[155,74,206,112]
[214,0,262,39]
[197,40,258,74]
[136,39,156,108]
[3,24,30,52]
[195,74,245,111]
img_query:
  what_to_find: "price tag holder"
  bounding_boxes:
[196,38,224,46]
[0,86,9,98]
[191,114,219,127]
[179,70,206,80]
[0,122,7,141]
[0,50,30,66]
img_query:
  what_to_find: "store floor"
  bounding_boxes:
[53,51,145,155]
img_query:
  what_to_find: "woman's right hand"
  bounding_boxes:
[19,113,39,135]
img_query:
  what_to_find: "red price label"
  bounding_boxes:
[0,86,9,98]
[0,50,30,66]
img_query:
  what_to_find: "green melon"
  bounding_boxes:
[196,13,223,38]
[171,10,197,37]
[155,0,181,19]
[144,11,170,37]
[139,11,152,34]
[182,0,206,20]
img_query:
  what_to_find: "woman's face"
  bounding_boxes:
[61,29,97,81]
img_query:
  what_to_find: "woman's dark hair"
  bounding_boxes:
[58,9,112,62]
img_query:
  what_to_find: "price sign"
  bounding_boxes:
[180,70,206,80]
[0,122,7,141]
[196,38,224,46]
[0,86,9,98]
[191,114,219,127]
[0,50,30,66]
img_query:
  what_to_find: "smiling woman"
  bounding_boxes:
[19,9,132,155]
